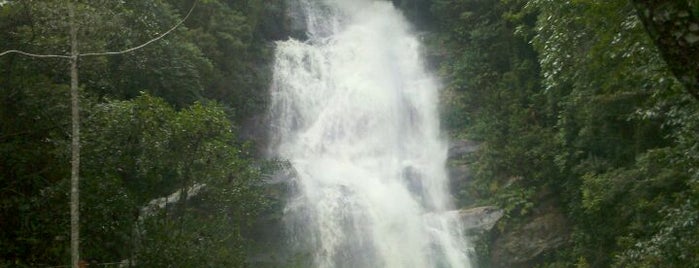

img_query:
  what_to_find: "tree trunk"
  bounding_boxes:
[632,0,699,100]
[69,3,81,268]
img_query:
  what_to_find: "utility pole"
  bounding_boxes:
[69,2,81,268]
[0,2,198,267]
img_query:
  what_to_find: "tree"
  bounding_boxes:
[80,94,269,266]
[632,0,699,100]
[428,0,699,266]
[0,1,197,267]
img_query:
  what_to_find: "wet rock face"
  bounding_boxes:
[490,202,570,268]
[286,0,309,40]
[447,138,481,207]
[446,138,570,267]
[448,139,482,159]
[239,113,270,156]
[459,206,504,234]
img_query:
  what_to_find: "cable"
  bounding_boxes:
[0,0,198,59]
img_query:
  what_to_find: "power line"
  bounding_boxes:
[0,2,199,267]
[79,0,198,57]
[0,0,198,59]
[0,49,71,59]
[45,261,128,268]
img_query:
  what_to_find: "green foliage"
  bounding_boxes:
[0,41,72,264]
[78,94,268,265]
[3,0,697,266]
[1,0,283,265]
[431,0,556,202]
[167,0,283,120]
[1,0,283,120]
[527,1,698,266]
[135,213,247,267]
[429,0,699,266]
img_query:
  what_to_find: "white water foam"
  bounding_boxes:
[269,1,473,267]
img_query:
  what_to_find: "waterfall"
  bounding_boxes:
[269,0,473,267]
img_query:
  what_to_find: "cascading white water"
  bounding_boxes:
[269,0,472,267]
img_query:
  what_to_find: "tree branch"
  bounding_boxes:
[79,0,198,57]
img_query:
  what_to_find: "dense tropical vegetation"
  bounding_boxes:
[1,0,697,267]
[424,0,699,266]
[1,0,285,266]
